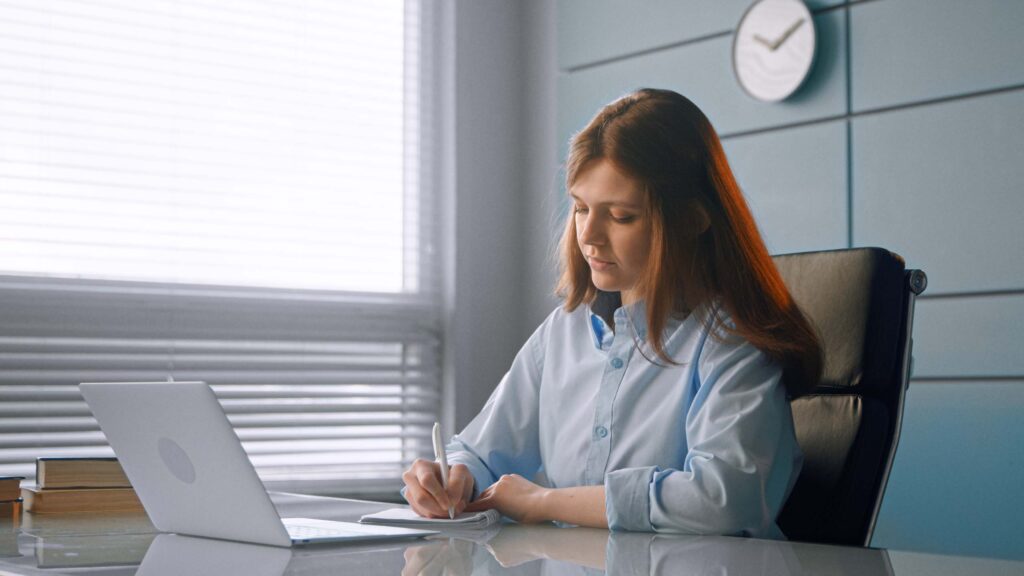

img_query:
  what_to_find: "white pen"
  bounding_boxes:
[432,422,455,519]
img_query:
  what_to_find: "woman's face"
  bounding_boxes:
[571,159,652,306]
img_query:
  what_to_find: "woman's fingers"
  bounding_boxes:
[447,464,474,515]
[405,484,447,518]
[415,462,452,509]
[464,484,494,513]
[401,459,450,518]
[402,460,484,518]
[464,496,492,513]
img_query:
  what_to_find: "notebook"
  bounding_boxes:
[80,381,438,547]
[360,507,501,530]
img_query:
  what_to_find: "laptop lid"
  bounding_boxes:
[81,381,294,547]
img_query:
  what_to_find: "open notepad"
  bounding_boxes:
[359,508,501,530]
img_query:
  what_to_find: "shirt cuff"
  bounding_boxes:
[605,466,658,531]
[447,451,493,501]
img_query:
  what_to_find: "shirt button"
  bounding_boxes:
[595,425,608,439]
[610,357,624,369]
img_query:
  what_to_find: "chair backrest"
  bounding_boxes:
[773,247,927,546]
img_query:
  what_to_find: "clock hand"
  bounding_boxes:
[770,18,806,50]
[753,33,774,49]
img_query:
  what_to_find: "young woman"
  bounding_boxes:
[401,88,822,538]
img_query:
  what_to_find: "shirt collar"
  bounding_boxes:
[589,313,613,350]
[586,293,649,350]
[586,294,703,352]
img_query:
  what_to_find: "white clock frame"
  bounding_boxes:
[732,0,817,102]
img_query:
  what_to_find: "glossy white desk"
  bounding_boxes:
[0,493,1020,575]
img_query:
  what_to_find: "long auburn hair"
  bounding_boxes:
[557,88,822,396]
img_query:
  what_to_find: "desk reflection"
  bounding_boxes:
[133,527,894,576]
[5,494,1018,575]
[403,524,607,575]
[399,525,894,576]
[136,534,290,576]
[606,533,892,576]
[136,532,413,575]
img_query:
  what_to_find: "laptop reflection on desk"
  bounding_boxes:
[138,533,415,576]
[137,534,291,576]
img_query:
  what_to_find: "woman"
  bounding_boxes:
[402,88,822,538]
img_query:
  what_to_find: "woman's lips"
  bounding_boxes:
[587,257,615,271]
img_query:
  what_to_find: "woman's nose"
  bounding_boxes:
[578,215,604,245]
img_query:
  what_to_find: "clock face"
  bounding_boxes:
[733,0,817,102]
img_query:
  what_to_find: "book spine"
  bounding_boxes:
[35,459,132,489]
[22,488,144,514]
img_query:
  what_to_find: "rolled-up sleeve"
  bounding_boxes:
[605,332,801,537]
[606,466,657,531]
[444,318,548,499]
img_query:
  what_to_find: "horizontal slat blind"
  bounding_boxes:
[0,280,441,494]
[0,0,428,294]
[0,0,440,496]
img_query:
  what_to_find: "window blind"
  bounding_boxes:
[0,0,440,497]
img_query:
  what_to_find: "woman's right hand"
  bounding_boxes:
[402,459,475,518]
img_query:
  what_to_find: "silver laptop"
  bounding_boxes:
[80,381,437,547]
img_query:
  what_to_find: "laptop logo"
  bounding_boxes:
[158,437,196,483]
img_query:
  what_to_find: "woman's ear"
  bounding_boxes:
[690,202,711,236]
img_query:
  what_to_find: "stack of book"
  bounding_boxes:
[0,476,23,558]
[21,457,145,514]
[0,476,23,522]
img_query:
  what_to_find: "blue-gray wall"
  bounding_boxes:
[555,0,1023,560]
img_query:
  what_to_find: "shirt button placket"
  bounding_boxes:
[585,325,632,485]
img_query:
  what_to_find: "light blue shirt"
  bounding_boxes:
[447,299,802,538]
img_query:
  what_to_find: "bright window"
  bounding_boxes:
[0,0,441,497]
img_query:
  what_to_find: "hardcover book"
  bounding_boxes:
[36,458,132,489]
[0,476,24,502]
[22,485,144,515]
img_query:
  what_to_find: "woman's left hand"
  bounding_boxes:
[464,474,551,524]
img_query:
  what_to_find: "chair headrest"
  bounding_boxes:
[773,248,906,393]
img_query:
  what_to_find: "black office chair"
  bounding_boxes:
[773,247,927,547]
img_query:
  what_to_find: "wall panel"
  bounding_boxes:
[851,0,1024,111]
[852,90,1024,295]
[557,10,847,156]
[871,380,1024,561]
[912,294,1024,379]
[558,0,845,70]
[724,120,848,254]
[558,0,745,70]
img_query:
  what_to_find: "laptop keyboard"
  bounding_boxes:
[286,523,367,540]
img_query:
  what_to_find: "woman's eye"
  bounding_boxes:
[574,206,588,214]
[612,214,636,223]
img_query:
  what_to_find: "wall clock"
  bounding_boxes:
[733,0,817,102]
